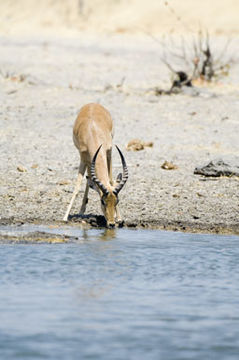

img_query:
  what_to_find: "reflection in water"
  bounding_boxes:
[81,228,116,242]
[100,228,116,241]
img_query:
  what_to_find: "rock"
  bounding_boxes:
[161,161,178,170]
[194,157,239,177]
[57,179,70,185]
[126,139,154,151]
[31,163,39,169]
[17,165,27,172]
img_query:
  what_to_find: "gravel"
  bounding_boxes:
[0,34,239,234]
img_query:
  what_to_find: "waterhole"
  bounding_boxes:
[0,225,239,359]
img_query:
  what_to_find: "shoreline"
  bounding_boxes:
[1,218,238,236]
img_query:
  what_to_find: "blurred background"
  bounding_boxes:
[0,0,238,37]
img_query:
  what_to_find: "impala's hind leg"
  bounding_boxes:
[63,162,86,221]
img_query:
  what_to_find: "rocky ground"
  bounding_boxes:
[0,34,239,234]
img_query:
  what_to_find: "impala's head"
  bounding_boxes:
[90,145,128,228]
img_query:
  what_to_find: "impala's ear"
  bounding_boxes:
[87,176,100,193]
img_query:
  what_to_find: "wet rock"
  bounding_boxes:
[194,157,239,177]
[0,230,80,244]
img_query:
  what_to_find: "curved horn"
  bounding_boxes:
[113,145,128,195]
[90,145,108,195]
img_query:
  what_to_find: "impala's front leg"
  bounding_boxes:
[79,182,89,214]
[63,162,86,221]
[107,148,113,186]
[115,206,123,226]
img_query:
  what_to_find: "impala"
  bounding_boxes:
[63,103,128,228]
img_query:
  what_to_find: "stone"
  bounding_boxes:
[161,161,178,170]
[17,165,27,172]
[194,157,239,177]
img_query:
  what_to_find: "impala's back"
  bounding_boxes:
[73,103,113,163]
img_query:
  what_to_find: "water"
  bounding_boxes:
[0,226,239,360]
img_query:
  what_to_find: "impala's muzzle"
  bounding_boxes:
[107,222,115,229]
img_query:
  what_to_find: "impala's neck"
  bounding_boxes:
[92,151,112,190]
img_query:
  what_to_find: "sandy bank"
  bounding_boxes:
[0,31,239,234]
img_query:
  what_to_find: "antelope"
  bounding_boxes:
[63,103,128,228]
